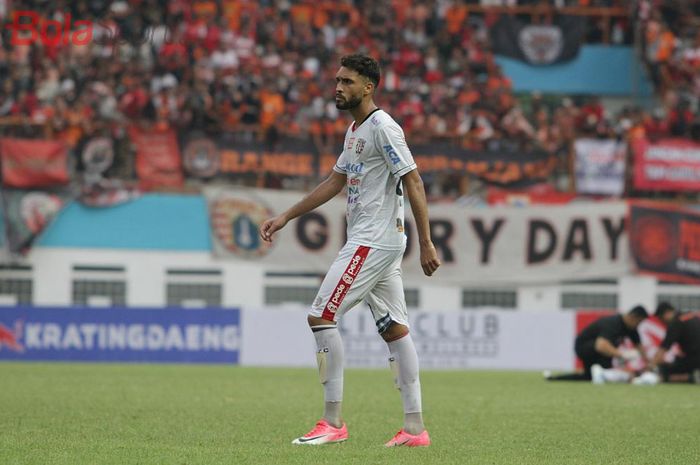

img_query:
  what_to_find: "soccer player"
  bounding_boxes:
[259,54,440,447]
[648,302,700,383]
[545,306,649,382]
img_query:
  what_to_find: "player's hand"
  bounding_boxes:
[259,214,288,243]
[419,241,441,276]
[619,349,640,362]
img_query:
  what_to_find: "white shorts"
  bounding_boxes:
[310,242,408,333]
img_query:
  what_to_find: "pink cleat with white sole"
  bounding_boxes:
[385,429,431,447]
[292,419,348,445]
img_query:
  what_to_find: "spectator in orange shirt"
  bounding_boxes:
[445,2,468,35]
[259,87,285,134]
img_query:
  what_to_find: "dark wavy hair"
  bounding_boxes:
[340,54,380,88]
[655,301,676,318]
[629,305,649,319]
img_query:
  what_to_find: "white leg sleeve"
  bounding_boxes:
[313,326,344,402]
[387,334,422,414]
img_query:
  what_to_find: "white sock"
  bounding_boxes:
[313,326,344,427]
[387,333,424,434]
[602,368,631,384]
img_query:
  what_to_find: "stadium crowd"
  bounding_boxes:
[0,0,698,196]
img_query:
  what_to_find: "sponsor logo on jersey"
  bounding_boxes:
[370,115,380,126]
[342,273,354,285]
[346,137,355,150]
[383,145,401,165]
[211,194,273,258]
[343,162,364,174]
[396,218,404,233]
[331,284,346,305]
[347,252,365,277]
[347,177,361,204]
[355,138,366,154]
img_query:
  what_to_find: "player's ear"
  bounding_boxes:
[364,78,374,97]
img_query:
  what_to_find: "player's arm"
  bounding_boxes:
[649,321,678,368]
[402,169,441,276]
[650,347,667,369]
[260,171,346,242]
[594,336,624,358]
[635,343,649,364]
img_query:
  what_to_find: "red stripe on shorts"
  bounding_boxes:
[321,245,371,321]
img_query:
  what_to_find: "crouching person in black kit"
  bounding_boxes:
[546,306,649,383]
[648,302,700,384]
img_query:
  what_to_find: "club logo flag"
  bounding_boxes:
[630,201,700,284]
[490,15,586,65]
[1,188,71,254]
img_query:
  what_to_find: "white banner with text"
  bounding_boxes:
[206,187,631,285]
[240,308,576,370]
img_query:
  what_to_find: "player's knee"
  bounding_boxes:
[381,322,409,342]
[308,314,335,328]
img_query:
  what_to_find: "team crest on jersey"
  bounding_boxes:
[355,138,366,154]
[210,194,274,258]
[346,137,355,150]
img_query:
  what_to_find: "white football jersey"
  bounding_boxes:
[333,109,417,250]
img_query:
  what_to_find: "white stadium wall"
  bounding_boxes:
[5,245,669,313]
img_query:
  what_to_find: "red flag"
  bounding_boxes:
[128,126,183,190]
[0,138,70,188]
[633,138,700,192]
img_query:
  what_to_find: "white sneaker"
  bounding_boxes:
[591,364,605,385]
[632,371,660,385]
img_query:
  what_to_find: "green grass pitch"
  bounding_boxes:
[1,363,699,465]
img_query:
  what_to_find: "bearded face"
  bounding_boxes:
[335,67,372,111]
[335,93,363,110]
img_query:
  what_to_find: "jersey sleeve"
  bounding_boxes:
[661,320,681,350]
[333,151,347,174]
[374,123,417,177]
